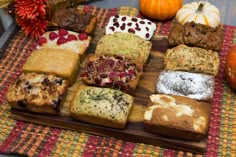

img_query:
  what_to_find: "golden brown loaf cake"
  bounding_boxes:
[144,94,211,141]
[168,22,224,52]
[156,70,215,102]
[80,54,143,94]
[36,29,91,55]
[95,32,152,64]
[6,73,68,114]
[164,44,220,76]
[22,48,80,85]
[70,85,134,129]
[50,8,97,35]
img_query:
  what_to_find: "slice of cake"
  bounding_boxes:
[105,15,156,40]
[164,44,220,76]
[80,54,143,94]
[95,32,152,64]
[156,70,215,101]
[6,73,68,114]
[144,94,211,141]
[70,85,134,129]
[22,48,80,85]
[36,28,91,55]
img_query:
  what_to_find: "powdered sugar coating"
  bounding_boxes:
[105,15,156,40]
[156,71,215,101]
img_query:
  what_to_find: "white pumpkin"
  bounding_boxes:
[176,1,220,28]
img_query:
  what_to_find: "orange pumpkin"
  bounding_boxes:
[225,44,236,89]
[139,0,183,20]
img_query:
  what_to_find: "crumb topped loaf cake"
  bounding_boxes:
[22,48,80,85]
[156,70,215,101]
[105,15,156,40]
[70,85,134,129]
[6,73,68,114]
[80,54,143,94]
[144,94,211,141]
[164,44,220,76]
[37,29,91,55]
[95,32,152,64]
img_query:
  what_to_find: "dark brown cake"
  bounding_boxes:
[50,8,97,35]
[168,22,224,51]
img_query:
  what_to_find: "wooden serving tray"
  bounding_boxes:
[11,28,208,154]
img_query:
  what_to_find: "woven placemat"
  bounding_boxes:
[0,5,236,157]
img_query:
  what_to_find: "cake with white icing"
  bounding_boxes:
[105,15,156,40]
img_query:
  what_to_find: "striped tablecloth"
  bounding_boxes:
[0,6,236,157]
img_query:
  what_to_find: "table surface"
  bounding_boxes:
[0,0,236,157]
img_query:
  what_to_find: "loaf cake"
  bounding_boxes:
[95,32,152,64]
[22,48,80,85]
[36,28,91,55]
[50,8,97,35]
[6,73,68,114]
[164,44,220,76]
[80,54,143,94]
[105,15,156,40]
[156,70,215,101]
[144,94,211,141]
[168,22,224,51]
[70,85,134,129]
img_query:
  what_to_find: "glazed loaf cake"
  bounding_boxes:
[36,29,91,55]
[95,32,152,64]
[50,8,97,35]
[156,70,215,101]
[80,54,143,94]
[168,22,224,51]
[6,73,68,114]
[22,48,80,85]
[105,15,156,40]
[70,85,134,129]
[144,94,211,141]
[164,44,220,76]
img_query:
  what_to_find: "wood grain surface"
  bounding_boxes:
[10,27,209,154]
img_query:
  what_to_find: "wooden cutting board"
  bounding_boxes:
[11,28,208,154]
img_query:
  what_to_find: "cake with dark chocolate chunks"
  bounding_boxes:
[168,22,224,51]
[49,8,97,35]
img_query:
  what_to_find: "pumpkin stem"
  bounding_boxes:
[196,2,205,13]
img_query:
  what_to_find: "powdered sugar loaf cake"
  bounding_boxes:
[156,70,215,101]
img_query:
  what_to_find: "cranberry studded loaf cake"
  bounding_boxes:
[6,73,68,114]
[105,15,156,40]
[156,70,215,102]
[80,54,143,94]
[22,48,80,85]
[144,94,211,141]
[37,29,91,55]
[70,85,134,129]
[95,32,152,64]
[168,22,224,51]
[49,8,97,35]
[164,44,220,76]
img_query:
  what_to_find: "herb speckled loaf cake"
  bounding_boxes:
[70,85,134,129]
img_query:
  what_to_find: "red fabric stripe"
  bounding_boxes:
[37,128,61,157]
[206,25,235,156]
[0,121,25,153]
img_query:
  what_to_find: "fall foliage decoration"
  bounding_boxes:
[139,0,183,20]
